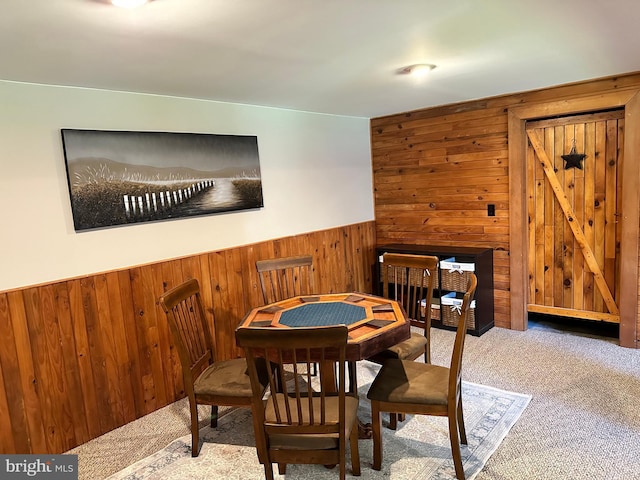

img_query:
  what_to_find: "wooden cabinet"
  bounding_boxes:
[375,244,494,336]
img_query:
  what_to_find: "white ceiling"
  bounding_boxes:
[2,0,640,118]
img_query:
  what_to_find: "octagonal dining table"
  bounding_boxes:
[236,292,411,438]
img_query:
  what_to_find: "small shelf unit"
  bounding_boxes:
[375,244,494,336]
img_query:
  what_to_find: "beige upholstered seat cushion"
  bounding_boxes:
[266,394,359,450]
[366,359,449,405]
[368,332,428,363]
[193,358,254,397]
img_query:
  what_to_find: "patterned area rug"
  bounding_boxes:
[107,362,530,480]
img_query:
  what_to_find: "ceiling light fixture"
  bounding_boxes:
[111,0,149,8]
[398,63,437,77]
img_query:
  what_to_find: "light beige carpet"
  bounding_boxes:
[70,324,640,479]
[103,361,530,480]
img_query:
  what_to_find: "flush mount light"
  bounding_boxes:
[398,64,437,77]
[112,0,149,7]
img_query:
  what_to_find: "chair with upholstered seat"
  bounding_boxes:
[366,274,477,480]
[256,254,322,379]
[369,252,438,365]
[236,325,361,480]
[367,253,439,428]
[159,278,267,457]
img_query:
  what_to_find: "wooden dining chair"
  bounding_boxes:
[236,325,361,480]
[159,278,267,457]
[366,274,477,480]
[256,254,322,378]
[256,254,315,304]
[367,253,439,428]
[369,252,439,365]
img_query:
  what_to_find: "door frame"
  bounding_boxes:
[508,90,640,348]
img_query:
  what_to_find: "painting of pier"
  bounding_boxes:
[61,129,263,231]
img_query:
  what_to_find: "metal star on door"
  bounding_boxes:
[561,141,586,170]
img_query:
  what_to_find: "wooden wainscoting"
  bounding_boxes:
[0,221,376,455]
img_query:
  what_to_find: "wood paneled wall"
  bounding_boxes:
[0,221,376,454]
[371,71,640,334]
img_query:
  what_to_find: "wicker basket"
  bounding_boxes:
[441,305,476,329]
[419,298,440,320]
[439,258,474,292]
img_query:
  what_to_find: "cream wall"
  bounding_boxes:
[0,81,374,292]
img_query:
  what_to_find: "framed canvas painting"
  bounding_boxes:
[61,129,263,231]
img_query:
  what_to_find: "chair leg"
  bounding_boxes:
[350,421,361,476]
[371,401,383,470]
[457,398,467,444]
[448,412,465,480]
[189,400,200,457]
[389,413,398,430]
[277,463,286,474]
[348,361,358,394]
[263,463,274,480]
[210,405,218,428]
[191,430,199,457]
[388,412,406,429]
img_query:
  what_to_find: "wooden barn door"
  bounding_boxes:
[525,110,623,323]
